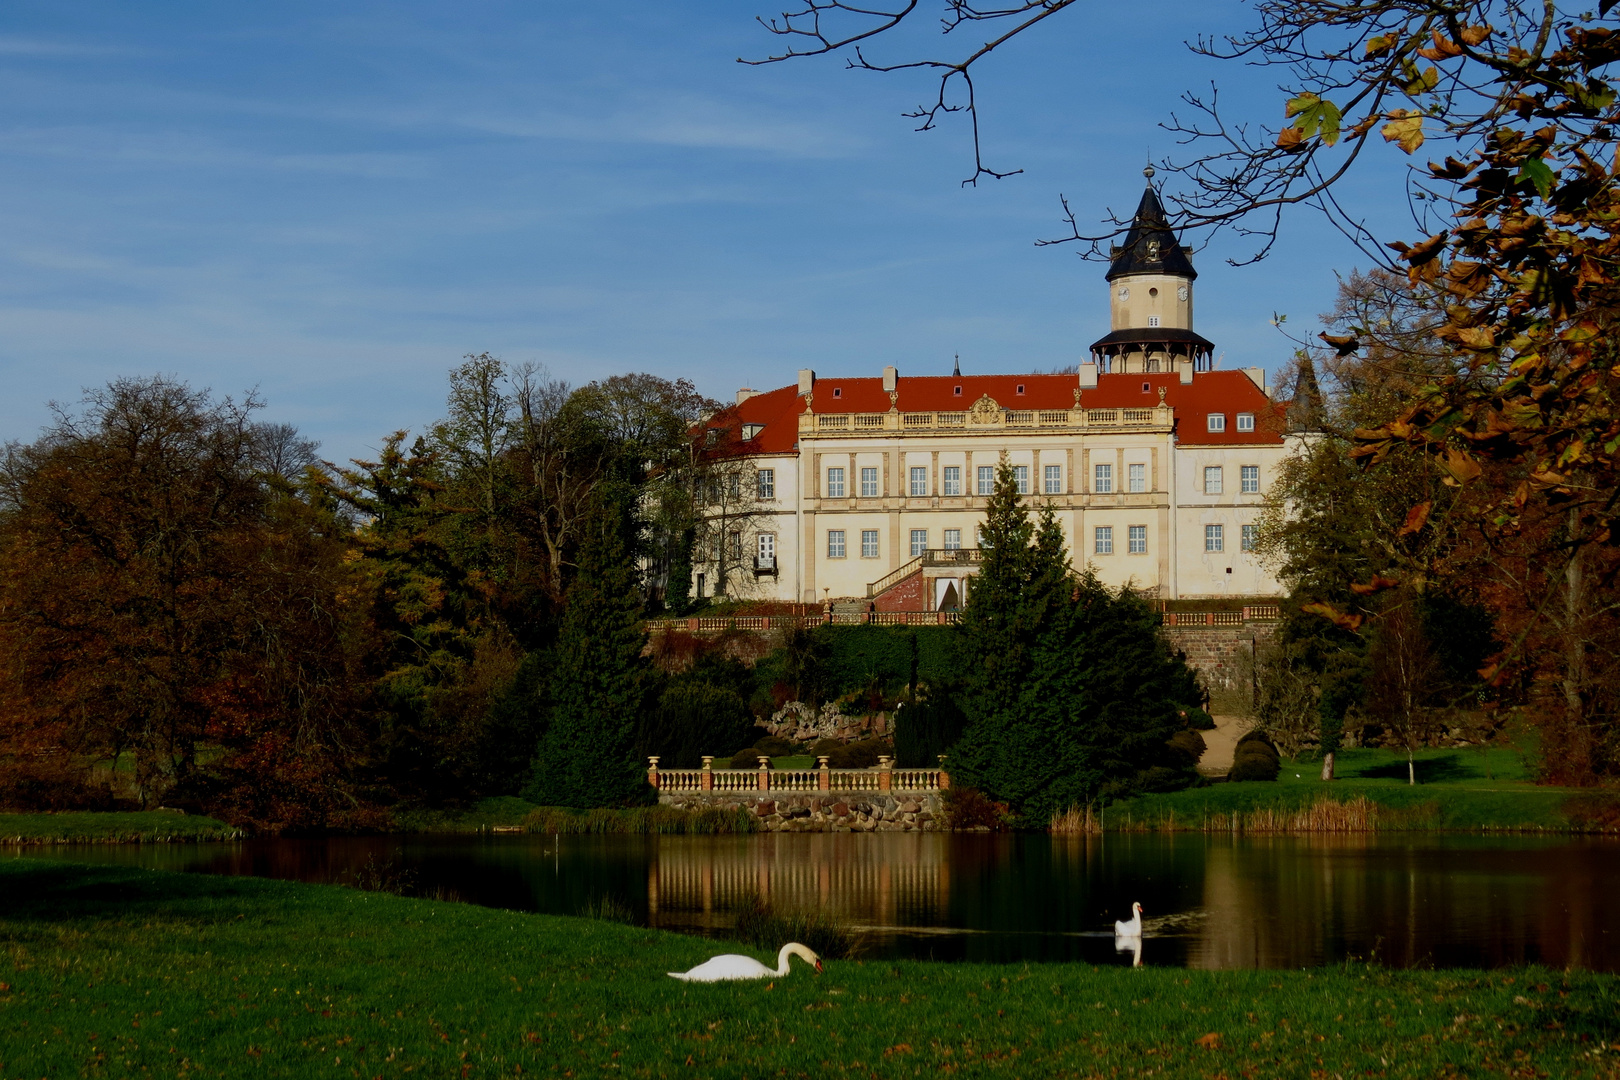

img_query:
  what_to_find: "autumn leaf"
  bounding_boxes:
[1460,24,1492,46]
[1517,155,1554,196]
[1284,92,1342,145]
[1398,501,1432,536]
[1301,602,1365,632]
[1381,110,1425,153]
[1441,446,1483,484]
[1351,574,1401,596]
[1417,30,1464,60]
[1195,1032,1223,1049]
[1276,126,1306,152]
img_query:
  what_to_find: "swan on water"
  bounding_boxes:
[668,943,823,982]
[1113,902,1143,937]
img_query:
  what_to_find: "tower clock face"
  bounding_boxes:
[1118,287,1130,301]
[1177,286,1189,302]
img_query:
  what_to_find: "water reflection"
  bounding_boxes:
[14,832,1618,970]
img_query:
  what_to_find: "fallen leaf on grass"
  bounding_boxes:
[1195,1032,1223,1049]
[885,1044,913,1056]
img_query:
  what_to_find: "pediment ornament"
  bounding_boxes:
[967,394,1003,425]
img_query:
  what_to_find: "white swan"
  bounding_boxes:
[1113,902,1143,937]
[668,942,823,982]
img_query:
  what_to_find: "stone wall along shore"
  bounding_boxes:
[658,792,944,832]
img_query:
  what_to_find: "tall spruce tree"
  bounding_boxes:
[523,484,654,807]
[950,461,1200,822]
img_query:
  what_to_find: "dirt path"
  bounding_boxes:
[1198,714,1252,773]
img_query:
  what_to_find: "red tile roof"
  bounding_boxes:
[700,369,1288,455]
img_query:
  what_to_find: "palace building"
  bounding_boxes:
[691,175,1301,608]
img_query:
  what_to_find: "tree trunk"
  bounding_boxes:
[1407,749,1415,786]
[1321,751,1335,781]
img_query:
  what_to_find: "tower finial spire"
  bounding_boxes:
[953,353,960,377]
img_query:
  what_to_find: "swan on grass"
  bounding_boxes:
[1113,902,1144,937]
[668,943,823,982]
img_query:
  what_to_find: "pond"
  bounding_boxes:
[17,832,1619,970]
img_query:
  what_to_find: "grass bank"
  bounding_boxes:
[397,798,759,836]
[1,859,1616,1079]
[1101,747,1620,833]
[0,811,241,845]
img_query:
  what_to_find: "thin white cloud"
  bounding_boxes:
[0,35,134,57]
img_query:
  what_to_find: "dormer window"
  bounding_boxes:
[1207,413,1226,433]
[832,387,841,398]
[742,423,764,440]
[1236,413,1255,432]
[953,385,962,396]
[1016,384,1025,395]
[1142,381,1151,393]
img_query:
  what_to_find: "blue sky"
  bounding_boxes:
[0,2,1417,465]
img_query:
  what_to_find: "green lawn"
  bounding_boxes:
[1,859,1616,1078]
[0,811,241,844]
[1110,746,1619,832]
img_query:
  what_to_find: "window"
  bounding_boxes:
[1016,384,1025,395]
[1044,464,1062,494]
[861,529,879,558]
[1147,315,1161,327]
[1094,526,1114,555]
[860,467,878,498]
[1128,525,1147,554]
[975,526,986,548]
[976,465,995,495]
[1204,466,1223,495]
[910,529,927,557]
[727,475,740,499]
[943,466,962,496]
[832,387,841,398]
[1128,463,1147,493]
[756,468,775,500]
[1013,465,1029,494]
[1094,463,1114,493]
[742,423,763,440]
[1207,413,1226,433]
[827,530,846,558]
[758,533,776,566]
[1241,524,1259,552]
[728,531,742,560]
[1205,524,1224,553]
[909,466,928,497]
[1241,465,1260,494]
[1237,413,1255,432]
[943,528,962,551]
[826,467,845,498]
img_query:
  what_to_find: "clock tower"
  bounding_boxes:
[1089,168,1214,375]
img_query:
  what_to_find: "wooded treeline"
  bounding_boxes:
[0,360,752,829]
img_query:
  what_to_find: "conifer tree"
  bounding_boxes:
[950,461,1200,822]
[523,484,654,807]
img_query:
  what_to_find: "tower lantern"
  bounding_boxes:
[1088,168,1214,375]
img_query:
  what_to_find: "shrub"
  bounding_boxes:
[1236,729,1279,754]
[809,738,843,759]
[730,747,770,770]
[752,735,796,758]
[826,738,890,769]
[1137,765,1198,793]
[1180,706,1216,730]
[941,786,1011,830]
[644,683,755,768]
[1166,729,1207,768]
[1228,752,1281,782]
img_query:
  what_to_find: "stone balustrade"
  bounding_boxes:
[646,754,949,797]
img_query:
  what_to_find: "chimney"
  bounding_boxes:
[1243,367,1265,392]
[882,365,898,392]
[736,388,759,405]
[1178,357,1194,384]
[1078,362,1099,389]
[798,369,816,396]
